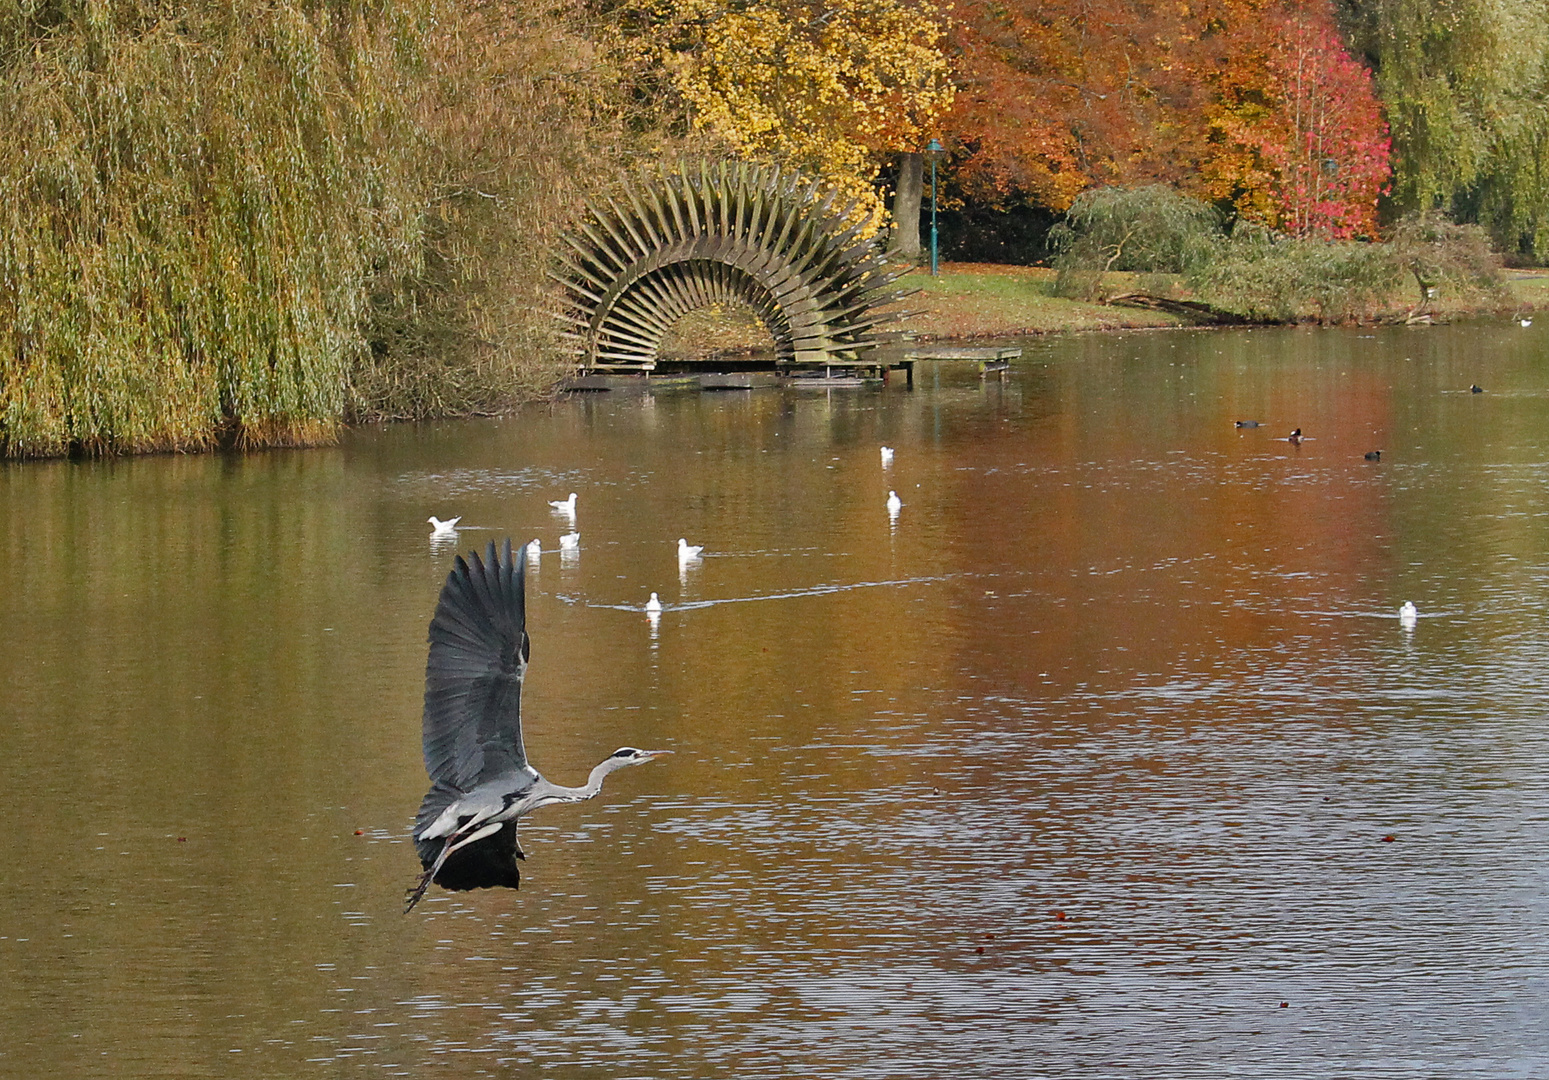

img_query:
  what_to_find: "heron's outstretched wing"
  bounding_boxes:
[421,820,523,892]
[422,539,531,789]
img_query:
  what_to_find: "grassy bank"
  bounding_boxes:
[895,264,1185,338]
[893,263,1549,340]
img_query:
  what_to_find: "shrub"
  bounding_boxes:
[1188,224,1397,322]
[1383,210,1508,313]
[1189,211,1505,323]
[1049,185,1222,300]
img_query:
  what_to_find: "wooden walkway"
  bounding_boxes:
[559,345,1021,393]
[888,345,1022,386]
[560,371,882,392]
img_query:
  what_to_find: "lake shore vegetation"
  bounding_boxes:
[8,0,1549,456]
[895,260,1544,342]
[1046,187,1510,325]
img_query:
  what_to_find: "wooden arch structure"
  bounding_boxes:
[553,161,911,371]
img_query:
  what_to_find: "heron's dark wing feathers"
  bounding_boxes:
[422,539,531,789]
[413,779,464,862]
[424,822,523,892]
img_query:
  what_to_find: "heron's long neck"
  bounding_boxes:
[532,759,622,807]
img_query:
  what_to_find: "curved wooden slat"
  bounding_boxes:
[554,161,912,368]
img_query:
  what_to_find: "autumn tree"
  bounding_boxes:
[1201,2,1391,238]
[939,0,1389,239]
[940,0,1208,212]
[623,0,955,235]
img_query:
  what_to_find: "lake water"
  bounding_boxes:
[3,322,1548,1077]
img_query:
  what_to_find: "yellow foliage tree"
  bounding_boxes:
[627,0,954,235]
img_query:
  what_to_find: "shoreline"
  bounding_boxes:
[894,264,1188,341]
[662,262,1549,363]
[7,263,1546,460]
[890,263,1549,342]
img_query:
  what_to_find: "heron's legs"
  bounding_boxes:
[403,820,504,913]
[404,856,443,913]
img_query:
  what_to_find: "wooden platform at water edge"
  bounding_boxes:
[559,347,1022,393]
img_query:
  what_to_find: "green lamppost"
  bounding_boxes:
[917,137,941,277]
[926,138,944,276]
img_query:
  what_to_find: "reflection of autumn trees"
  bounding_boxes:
[929,333,1403,705]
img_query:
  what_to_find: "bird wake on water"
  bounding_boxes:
[404,540,670,913]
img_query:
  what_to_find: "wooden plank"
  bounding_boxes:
[559,372,704,392]
[904,346,1023,361]
[648,375,702,391]
[784,351,880,368]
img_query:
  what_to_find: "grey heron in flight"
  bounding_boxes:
[405,539,670,912]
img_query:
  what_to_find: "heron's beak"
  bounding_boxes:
[640,749,674,761]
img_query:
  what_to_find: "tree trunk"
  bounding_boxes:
[890,152,924,260]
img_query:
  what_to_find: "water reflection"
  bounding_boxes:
[2,321,1547,1077]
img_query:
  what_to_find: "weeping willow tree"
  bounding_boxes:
[354,0,634,420]
[1049,185,1222,300]
[0,0,629,457]
[1343,0,1549,258]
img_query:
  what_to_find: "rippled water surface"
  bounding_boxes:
[4,322,1549,1077]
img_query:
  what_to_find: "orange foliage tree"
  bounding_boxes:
[941,0,1390,234]
[941,0,1207,210]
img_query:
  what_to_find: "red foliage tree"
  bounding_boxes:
[1201,3,1391,237]
[941,0,1391,235]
